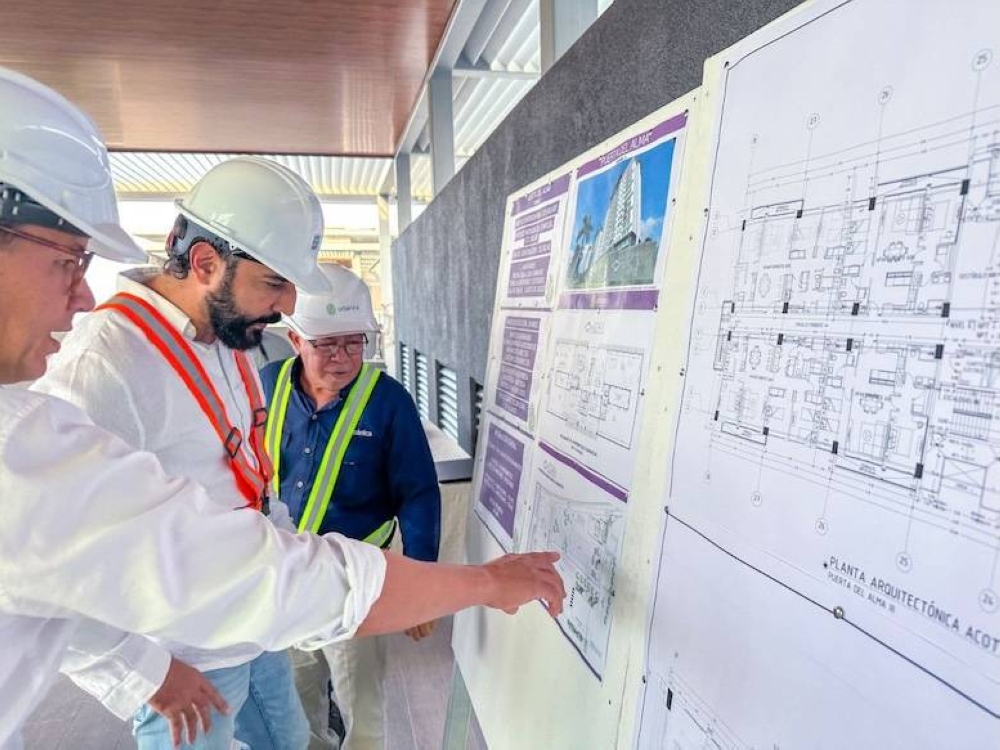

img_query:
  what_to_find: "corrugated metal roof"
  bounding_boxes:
[410,154,434,201]
[453,0,618,157]
[479,0,536,66]
[111,153,392,199]
[454,76,536,157]
[405,0,595,195]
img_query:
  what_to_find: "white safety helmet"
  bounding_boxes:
[174,156,330,293]
[284,264,379,339]
[0,67,144,262]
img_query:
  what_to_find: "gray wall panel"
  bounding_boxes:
[392,0,802,453]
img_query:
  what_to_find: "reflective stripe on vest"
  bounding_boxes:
[265,359,393,543]
[264,358,296,498]
[96,293,272,511]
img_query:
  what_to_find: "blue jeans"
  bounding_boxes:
[236,650,310,750]
[133,651,309,750]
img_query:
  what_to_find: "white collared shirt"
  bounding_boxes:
[0,386,385,749]
[41,268,286,521]
[28,268,375,718]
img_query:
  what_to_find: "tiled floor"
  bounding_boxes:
[24,619,463,750]
[382,618,457,750]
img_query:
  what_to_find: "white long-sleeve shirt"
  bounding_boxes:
[28,268,358,717]
[0,387,386,750]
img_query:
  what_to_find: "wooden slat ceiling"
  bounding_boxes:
[0,0,457,155]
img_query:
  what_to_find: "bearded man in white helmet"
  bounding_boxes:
[34,155,336,749]
[261,265,439,750]
[0,66,565,750]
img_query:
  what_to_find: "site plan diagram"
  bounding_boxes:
[525,441,627,676]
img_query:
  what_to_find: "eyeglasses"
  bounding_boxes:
[308,334,368,357]
[0,224,93,287]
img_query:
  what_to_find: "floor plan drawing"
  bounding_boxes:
[687,109,1000,624]
[547,337,645,449]
[710,328,1000,544]
[636,513,995,750]
[523,445,627,676]
[657,0,1000,737]
[534,307,657,491]
[638,666,751,750]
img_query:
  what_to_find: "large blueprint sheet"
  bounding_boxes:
[638,0,1000,747]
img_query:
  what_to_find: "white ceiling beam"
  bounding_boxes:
[392,0,488,162]
[539,0,598,73]
[395,153,413,232]
[463,0,512,66]
[481,0,532,63]
[428,68,456,196]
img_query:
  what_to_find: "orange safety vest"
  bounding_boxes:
[96,292,272,512]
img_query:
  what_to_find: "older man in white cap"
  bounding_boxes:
[261,265,439,749]
[0,66,565,750]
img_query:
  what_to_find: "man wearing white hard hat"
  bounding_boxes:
[0,67,566,750]
[261,265,440,750]
[35,156,343,750]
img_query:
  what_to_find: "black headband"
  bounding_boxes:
[0,184,87,237]
[166,214,260,264]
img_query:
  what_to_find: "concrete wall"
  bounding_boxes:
[392,0,802,453]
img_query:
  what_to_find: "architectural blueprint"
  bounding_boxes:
[472,109,690,676]
[524,441,627,676]
[500,111,689,673]
[548,337,644,449]
[530,113,687,493]
[639,0,1000,747]
[534,309,654,490]
[636,518,992,750]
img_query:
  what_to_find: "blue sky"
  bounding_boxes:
[569,137,677,253]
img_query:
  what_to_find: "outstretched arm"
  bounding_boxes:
[357,551,565,637]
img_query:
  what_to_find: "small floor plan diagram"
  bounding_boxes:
[546,338,645,449]
[524,451,626,676]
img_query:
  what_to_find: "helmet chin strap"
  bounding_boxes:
[0,185,87,236]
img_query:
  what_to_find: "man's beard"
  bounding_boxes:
[206,269,280,350]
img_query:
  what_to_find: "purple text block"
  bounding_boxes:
[508,256,550,298]
[501,318,540,370]
[497,363,533,402]
[578,112,687,178]
[514,201,560,230]
[479,424,526,536]
[494,388,529,421]
[559,288,659,310]
[512,240,551,261]
[512,173,571,216]
[514,216,555,241]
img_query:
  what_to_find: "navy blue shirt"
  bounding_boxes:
[260,359,440,562]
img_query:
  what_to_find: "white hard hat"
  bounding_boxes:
[0,67,144,262]
[285,264,379,339]
[175,156,330,293]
